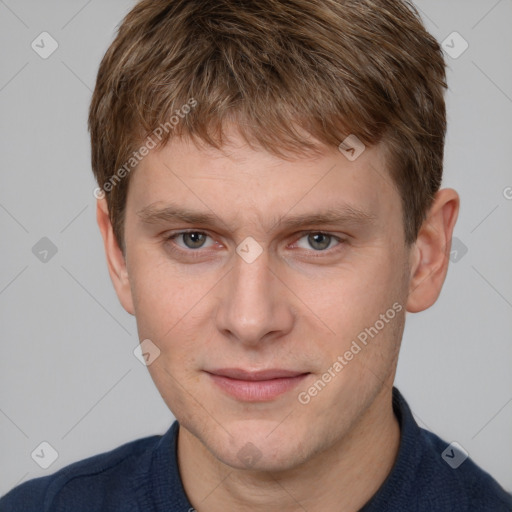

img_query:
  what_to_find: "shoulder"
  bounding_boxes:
[370,388,512,512]
[415,426,512,511]
[0,432,165,512]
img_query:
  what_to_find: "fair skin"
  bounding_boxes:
[97,126,459,512]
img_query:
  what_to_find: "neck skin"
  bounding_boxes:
[177,385,400,512]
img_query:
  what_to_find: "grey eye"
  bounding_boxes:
[304,233,334,251]
[180,232,209,249]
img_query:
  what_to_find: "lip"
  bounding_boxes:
[205,368,310,402]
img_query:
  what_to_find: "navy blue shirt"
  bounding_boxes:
[1,387,511,511]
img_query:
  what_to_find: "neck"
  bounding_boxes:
[177,386,400,512]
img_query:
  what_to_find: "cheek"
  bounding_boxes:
[128,253,219,364]
[302,248,403,325]
[297,247,407,371]
[128,250,191,330]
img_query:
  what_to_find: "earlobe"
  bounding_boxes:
[406,188,460,313]
[96,198,135,315]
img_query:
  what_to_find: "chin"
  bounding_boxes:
[206,421,311,472]
[219,444,306,473]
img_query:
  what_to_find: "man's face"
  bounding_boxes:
[121,128,412,471]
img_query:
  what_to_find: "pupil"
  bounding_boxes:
[309,233,330,250]
[185,232,205,248]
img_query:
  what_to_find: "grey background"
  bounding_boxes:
[1,0,511,497]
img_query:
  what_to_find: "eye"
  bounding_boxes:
[168,231,215,250]
[164,230,344,258]
[294,232,342,252]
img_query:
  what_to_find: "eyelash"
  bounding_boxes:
[163,230,346,259]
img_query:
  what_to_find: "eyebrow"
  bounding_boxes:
[136,202,377,232]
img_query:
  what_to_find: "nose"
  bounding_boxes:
[215,248,295,347]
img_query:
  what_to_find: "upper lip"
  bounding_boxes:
[206,368,309,381]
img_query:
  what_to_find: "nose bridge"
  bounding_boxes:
[216,248,293,344]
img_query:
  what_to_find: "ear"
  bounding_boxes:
[96,198,135,315]
[406,188,460,313]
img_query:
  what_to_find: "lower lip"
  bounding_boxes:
[208,373,310,402]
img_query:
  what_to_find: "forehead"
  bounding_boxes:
[127,131,400,235]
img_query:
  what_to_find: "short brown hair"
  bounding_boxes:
[89,0,447,250]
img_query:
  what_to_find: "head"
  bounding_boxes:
[90,0,459,471]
